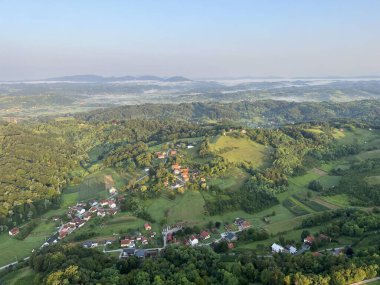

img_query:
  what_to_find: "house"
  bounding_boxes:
[234,217,246,226]
[109,209,118,216]
[120,239,135,248]
[121,248,136,258]
[89,206,98,213]
[170,150,177,156]
[9,227,20,236]
[82,241,98,248]
[100,200,109,207]
[285,245,297,254]
[150,232,156,238]
[312,252,322,257]
[83,212,92,221]
[167,232,173,242]
[77,220,85,228]
[104,240,114,246]
[239,221,251,230]
[271,243,285,253]
[200,231,210,240]
[144,223,152,231]
[187,145,194,149]
[97,209,106,218]
[156,152,166,159]
[189,235,199,246]
[228,243,235,249]
[304,235,315,245]
[108,200,117,209]
[76,208,86,215]
[135,249,148,258]
[109,187,117,195]
[225,232,237,242]
[141,237,148,245]
[172,164,181,171]
[91,201,98,207]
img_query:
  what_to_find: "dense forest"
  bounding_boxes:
[0,124,81,232]
[72,100,380,126]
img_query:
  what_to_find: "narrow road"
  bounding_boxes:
[350,277,380,285]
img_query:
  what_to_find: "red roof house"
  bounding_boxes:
[9,227,20,236]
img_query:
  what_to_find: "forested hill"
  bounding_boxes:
[72,99,380,126]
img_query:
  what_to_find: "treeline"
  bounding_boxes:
[73,100,380,126]
[300,209,380,238]
[26,242,380,285]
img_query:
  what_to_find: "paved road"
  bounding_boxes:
[0,257,29,271]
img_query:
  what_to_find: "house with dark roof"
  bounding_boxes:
[135,249,148,258]
[225,232,237,242]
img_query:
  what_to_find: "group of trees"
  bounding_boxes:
[25,242,380,285]
[300,209,380,239]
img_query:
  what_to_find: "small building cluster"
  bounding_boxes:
[59,196,120,240]
[234,218,251,231]
[271,243,297,254]
[119,224,156,249]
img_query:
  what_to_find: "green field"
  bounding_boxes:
[0,267,36,285]
[317,175,341,188]
[146,191,206,226]
[64,168,129,202]
[208,167,249,191]
[366,175,380,185]
[319,194,351,207]
[209,135,271,168]
[0,220,57,267]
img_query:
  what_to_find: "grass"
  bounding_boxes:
[146,190,206,226]
[64,168,126,201]
[209,135,271,168]
[317,175,341,188]
[208,167,249,191]
[365,175,380,185]
[0,220,57,267]
[0,267,36,285]
[319,194,351,207]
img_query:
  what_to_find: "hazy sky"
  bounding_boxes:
[1,0,380,80]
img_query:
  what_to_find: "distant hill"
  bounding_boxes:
[45,74,192,82]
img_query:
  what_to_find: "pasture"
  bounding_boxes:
[209,135,271,168]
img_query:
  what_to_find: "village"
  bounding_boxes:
[6,142,337,263]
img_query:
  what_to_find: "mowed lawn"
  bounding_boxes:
[210,135,271,168]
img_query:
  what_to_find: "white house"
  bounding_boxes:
[109,187,117,195]
[189,236,199,246]
[288,246,297,254]
[271,243,284,253]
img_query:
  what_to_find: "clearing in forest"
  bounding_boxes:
[210,135,271,168]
